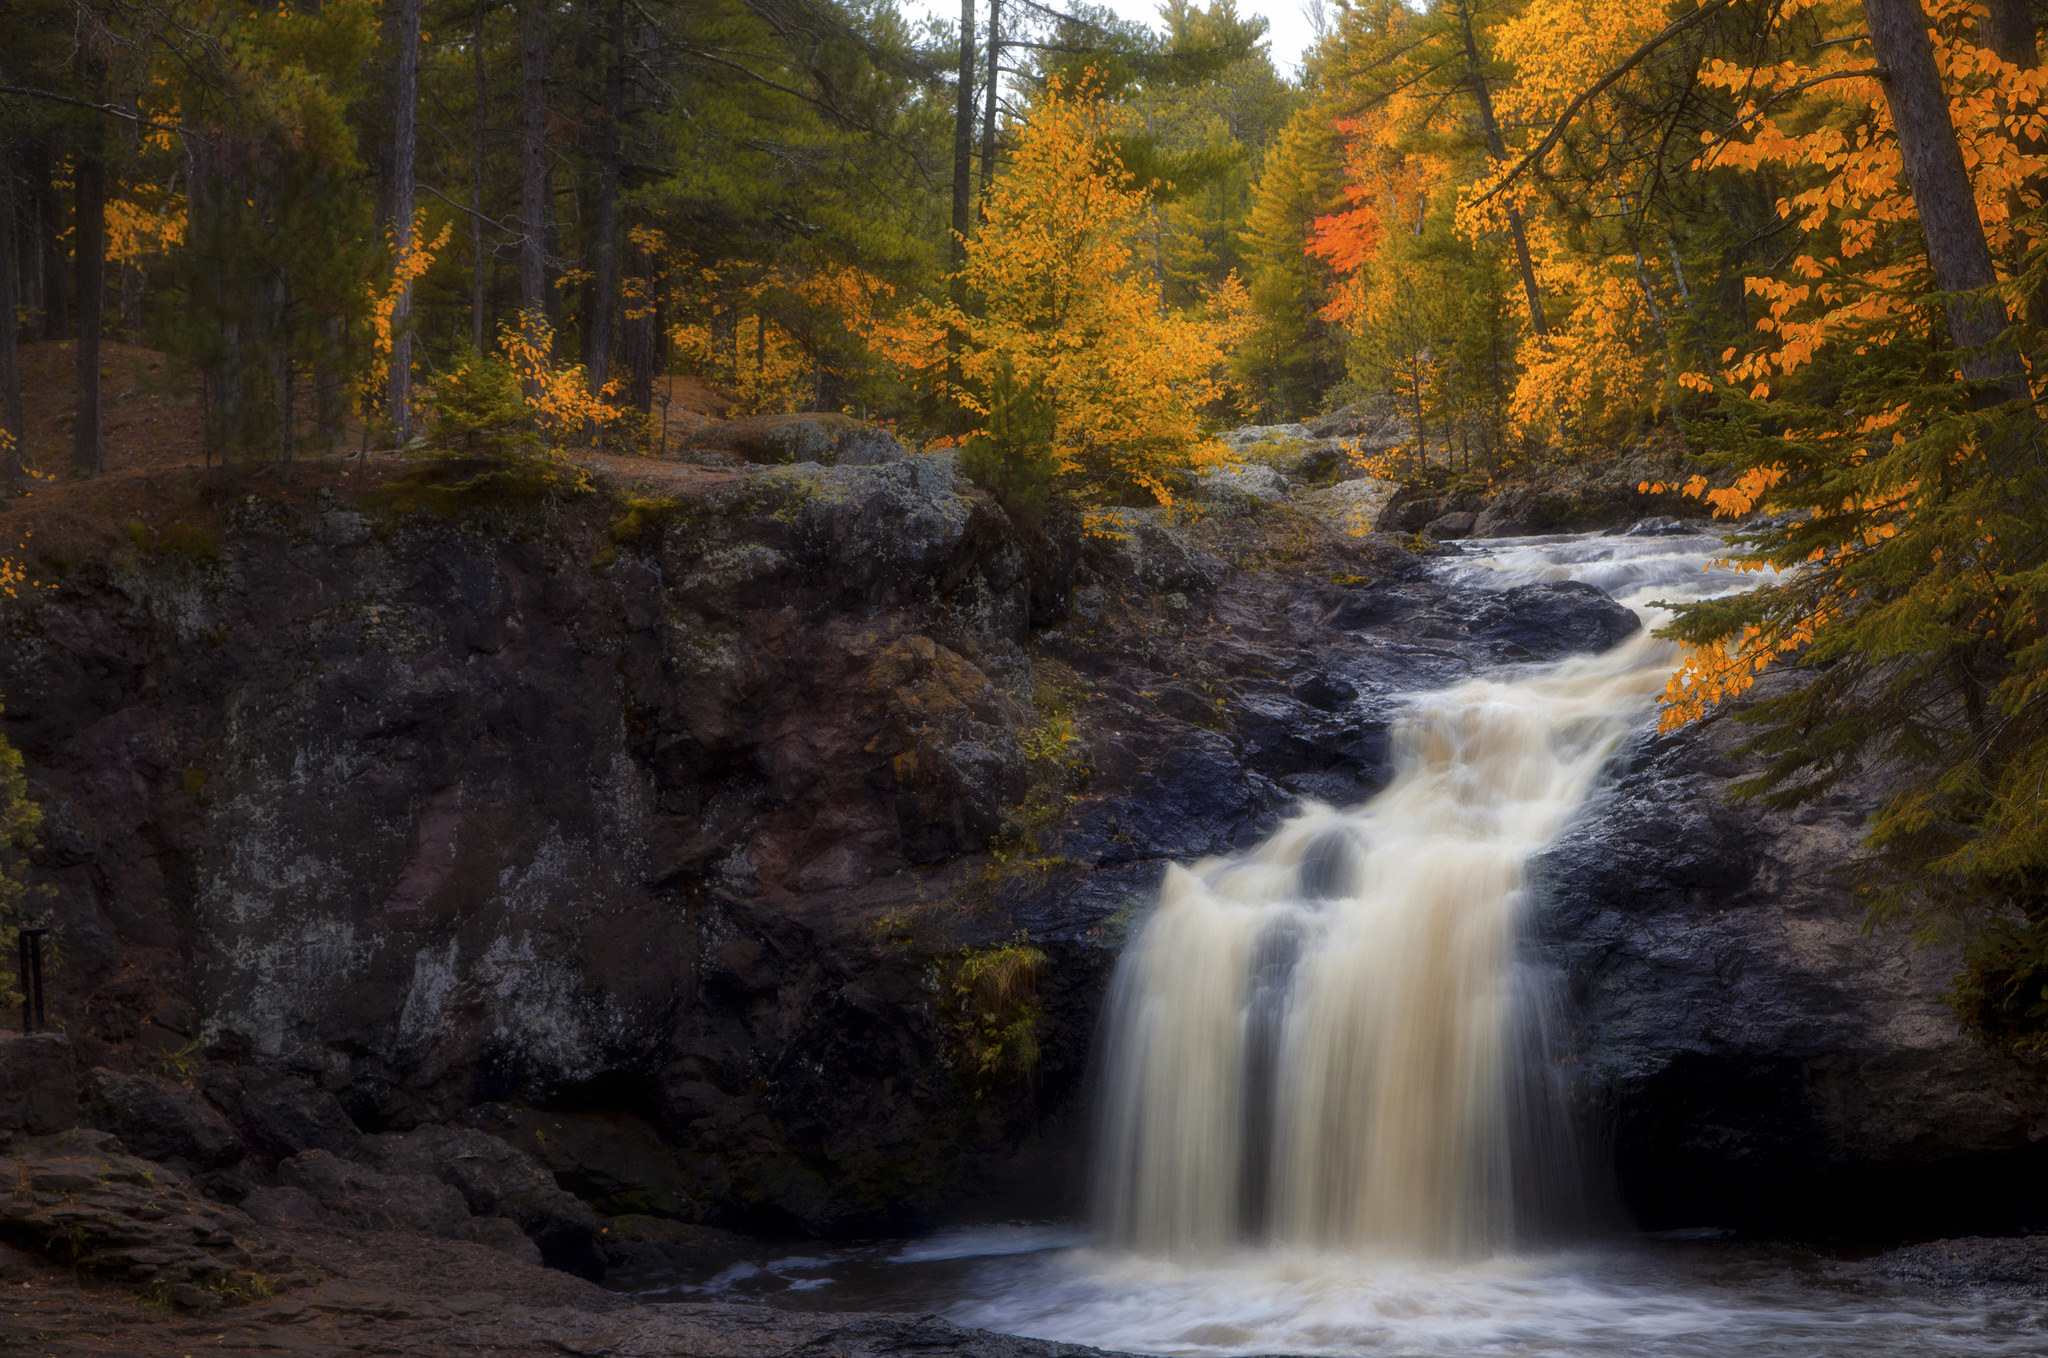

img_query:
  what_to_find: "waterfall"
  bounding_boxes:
[1093,534,1744,1259]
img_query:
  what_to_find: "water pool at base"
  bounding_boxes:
[614,1223,2048,1357]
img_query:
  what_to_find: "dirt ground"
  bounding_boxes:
[0,344,742,571]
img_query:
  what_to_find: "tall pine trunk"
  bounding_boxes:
[518,0,550,363]
[471,0,490,355]
[73,107,108,478]
[1862,0,2026,398]
[0,149,22,495]
[587,0,626,410]
[624,228,655,419]
[388,0,422,443]
[979,0,1001,203]
[950,0,975,301]
[1455,0,1547,337]
[33,146,66,342]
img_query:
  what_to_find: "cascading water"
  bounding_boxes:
[1095,530,1751,1259]
[625,533,2048,1357]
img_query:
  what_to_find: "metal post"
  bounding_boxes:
[27,930,44,1034]
[17,928,47,1034]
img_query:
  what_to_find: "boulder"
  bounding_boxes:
[0,1128,298,1309]
[0,1035,77,1137]
[369,1124,606,1279]
[204,1066,364,1162]
[1534,673,2048,1235]
[1303,478,1399,536]
[277,1148,472,1238]
[1483,581,1642,658]
[79,1068,243,1169]
[460,1104,697,1221]
[1197,464,1292,513]
[678,413,906,467]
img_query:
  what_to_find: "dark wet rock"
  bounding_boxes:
[1622,515,1691,536]
[461,1104,698,1222]
[369,1125,606,1279]
[1868,1236,2048,1295]
[596,1214,750,1275]
[0,1035,78,1136]
[1292,673,1358,711]
[239,1185,328,1229]
[464,1214,546,1266]
[1424,511,1476,540]
[279,1149,473,1238]
[79,1067,243,1170]
[1484,581,1642,659]
[1534,672,2048,1236]
[204,1066,365,1163]
[0,1128,308,1309]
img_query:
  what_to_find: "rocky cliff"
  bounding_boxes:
[1,448,2041,1258]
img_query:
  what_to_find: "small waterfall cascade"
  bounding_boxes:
[1093,533,1749,1259]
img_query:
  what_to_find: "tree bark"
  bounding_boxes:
[388,0,422,443]
[471,0,490,355]
[1862,0,2025,397]
[73,128,106,478]
[0,148,23,495]
[518,0,551,359]
[951,0,975,300]
[624,229,655,418]
[979,0,1001,204]
[33,145,66,342]
[1455,0,1548,337]
[588,0,626,407]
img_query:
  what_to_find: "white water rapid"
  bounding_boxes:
[623,532,2048,1356]
[1093,529,1748,1260]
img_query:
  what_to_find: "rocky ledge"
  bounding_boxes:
[0,434,2041,1280]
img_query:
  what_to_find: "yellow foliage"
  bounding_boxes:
[863,75,1252,509]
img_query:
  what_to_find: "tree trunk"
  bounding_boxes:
[388,0,422,443]
[588,0,626,408]
[951,0,975,299]
[518,0,550,356]
[979,0,1001,203]
[33,145,66,342]
[73,134,106,478]
[471,0,490,355]
[0,149,23,496]
[1862,0,2026,397]
[1455,0,1548,337]
[624,229,655,418]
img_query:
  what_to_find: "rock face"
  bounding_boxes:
[1534,673,2048,1235]
[0,1035,78,1135]
[4,452,2044,1247]
[80,1067,243,1170]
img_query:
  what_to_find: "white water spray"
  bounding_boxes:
[1094,532,1758,1258]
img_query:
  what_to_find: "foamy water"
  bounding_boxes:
[621,532,2048,1353]
[1093,530,1751,1258]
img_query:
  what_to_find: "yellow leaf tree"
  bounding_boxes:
[881,75,1252,513]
